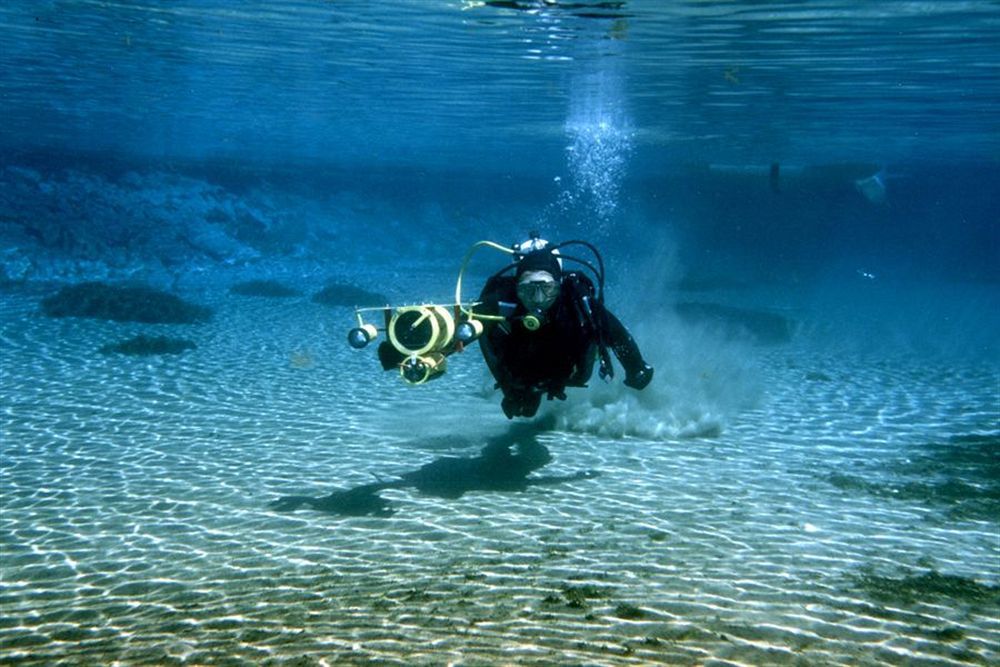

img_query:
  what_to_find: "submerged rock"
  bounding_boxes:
[41,282,212,324]
[312,282,388,307]
[229,280,302,298]
[99,335,196,356]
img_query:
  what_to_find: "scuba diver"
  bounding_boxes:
[472,233,653,419]
[348,233,653,419]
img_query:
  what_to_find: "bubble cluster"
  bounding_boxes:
[565,115,632,225]
[558,39,634,235]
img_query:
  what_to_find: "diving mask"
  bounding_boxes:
[517,270,560,313]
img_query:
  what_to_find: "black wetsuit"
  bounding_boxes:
[476,271,651,418]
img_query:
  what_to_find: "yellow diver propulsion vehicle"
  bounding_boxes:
[348,303,482,384]
[347,234,606,385]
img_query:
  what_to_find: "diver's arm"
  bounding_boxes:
[478,325,512,387]
[479,327,545,418]
[475,274,534,396]
[598,306,654,390]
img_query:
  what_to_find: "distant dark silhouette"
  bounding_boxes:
[41,282,211,323]
[270,419,598,517]
[769,162,781,193]
[230,280,302,298]
[674,301,794,345]
[99,334,196,356]
[312,282,388,308]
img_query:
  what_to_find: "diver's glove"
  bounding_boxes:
[501,391,542,419]
[624,362,654,390]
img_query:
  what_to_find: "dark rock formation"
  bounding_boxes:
[99,335,197,356]
[230,280,302,298]
[312,282,388,308]
[41,282,212,324]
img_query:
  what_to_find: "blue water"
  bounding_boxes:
[1,2,999,665]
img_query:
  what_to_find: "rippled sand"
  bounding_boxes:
[1,281,997,666]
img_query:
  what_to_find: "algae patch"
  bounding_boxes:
[853,569,1000,605]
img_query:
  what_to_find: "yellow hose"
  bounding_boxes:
[455,240,512,322]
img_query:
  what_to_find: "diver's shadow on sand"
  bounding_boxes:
[270,418,598,517]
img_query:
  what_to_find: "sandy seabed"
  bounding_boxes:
[1,279,997,666]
